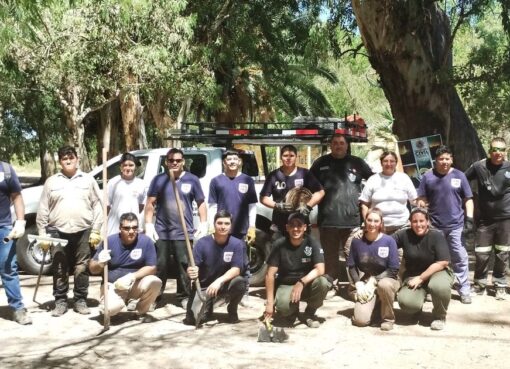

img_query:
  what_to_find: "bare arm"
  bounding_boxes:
[265,265,278,318]
[197,200,207,223]
[144,196,157,224]
[261,195,276,209]
[360,201,370,221]
[464,198,474,218]
[307,189,325,207]
[407,261,448,290]
[206,266,240,297]
[416,197,428,208]
[290,262,325,303]
[10,192,25,220]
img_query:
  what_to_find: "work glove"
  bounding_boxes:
[7,220,26,240]
[464,217,475,235]
[38,231,52,252]
[144,223,159,242]
[274,202,293,213]
[245,227,256,245]
[89,230,102,249]
[114,273,135,291]
[299,205,313,218]
[97,249,111,266]
[355,277,377,303]
[187,265,199,280]
[194,222,208,240]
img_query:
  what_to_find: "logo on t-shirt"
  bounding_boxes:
[377,247,389,258]
[181,183,192,194]
[294,179,304,187]
[238,183,248,193]
[348,172,356,182]
[130,249,142,260]
[0,173,4,182]
[304,246,312,257]
[450,178,461,188]
[505,171,510,179]
[223,251,233,262]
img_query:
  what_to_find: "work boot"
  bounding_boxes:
[226,304,240,324]
[302,307,320,328]
[13,308,32,325]
[495,287,507,301]
[380,321,394,331]
[471,284,485,296]
[52,300,68,317]
[430,319,445,331]
[73,299,90,315]
[460,294,472,304]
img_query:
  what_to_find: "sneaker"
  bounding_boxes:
[495,287,507,301]
[73,299,90,315]
[471,285,486,296]
[13,308,32,325]
[126,299,138,311]
[304,315,320,328]
[51,300,68,317]
[182,316,196,326]
[460,294,472,304]
[430,319,445,331]
[239,295,255,308]
[380,321,394,331]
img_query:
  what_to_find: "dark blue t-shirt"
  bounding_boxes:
[193,235,245,287]
[260,167,322,232]
[147,171,205,240]
[0,163,21,227]
[209,173,257,236]
[93,233,157,283]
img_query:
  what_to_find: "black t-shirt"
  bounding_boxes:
[465,159,510,222]
[310,154,372,228]
[393,228,450,280]
[266,234,324,285]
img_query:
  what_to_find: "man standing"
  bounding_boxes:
[0,160,31,324]
[264,213,328,328]
[465,137,510,300]
[184,210,246,325]
[417,145,474,304]
[89,212,161,319]
[310,134,373,284]
[144,148,207,306]
[260,144,324,239]
[107,153,147,236]
[37,146,103,316]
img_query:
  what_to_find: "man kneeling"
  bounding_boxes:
[89,212,161,320]
[184,210,247,325]
[264,213,329,328]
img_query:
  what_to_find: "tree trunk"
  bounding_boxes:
[148,92,175,147]
[99,98,121,161]
[352,0,485,169]
[120,74,145,151]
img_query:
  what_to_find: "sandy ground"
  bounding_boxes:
[0,271,509,369]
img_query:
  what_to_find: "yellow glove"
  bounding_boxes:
[89,230,102,249]
[245,227,256,245]
[37,231,52,252]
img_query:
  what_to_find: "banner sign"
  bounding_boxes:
[397,134,442,186]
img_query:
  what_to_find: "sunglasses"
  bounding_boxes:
[167,158,183,163]
[120,226,139,231]
[490,147,506,153]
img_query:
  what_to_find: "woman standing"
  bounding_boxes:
[348,209,400,331]
[395,207,453,331]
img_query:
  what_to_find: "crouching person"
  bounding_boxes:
[264,213,329,328]
[184,210,247,326]
[89,212,161,320]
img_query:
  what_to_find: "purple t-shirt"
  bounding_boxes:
[417,168,473,230]
[209,173,257,236]
[93,233,157,283]
[147,171,205,240]
[192,235,245,287]
[260,167,322,232]
[0,163,21,227]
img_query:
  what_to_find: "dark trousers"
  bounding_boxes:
[51,229,91,301]
[156,239,191,298]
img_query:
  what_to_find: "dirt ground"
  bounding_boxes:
[0,268,508,369]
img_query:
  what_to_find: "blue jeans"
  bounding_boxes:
[0,226,24,310]
[441,227,470,296]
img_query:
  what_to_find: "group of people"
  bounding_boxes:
[0,134,508,334]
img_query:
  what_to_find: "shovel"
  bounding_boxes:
[257,317,289,343]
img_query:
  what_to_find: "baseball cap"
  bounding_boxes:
[120,152,141,167]
[287,212,306,224]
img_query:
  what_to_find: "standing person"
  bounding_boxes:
[260,144,324,239]
[417,145,474,304]
[395,208,454,331]
[264,213,329,328]
[209,150,258,306]
[107,153,147,236]
[89,212,161,320]
[348,209,400,331]
[144,148,207,307]
[36,146,103,316]
[0,160,31,324]
[465,137,510,299]
[184,210,247,325]
[310,133,373,284]
[359,151,417,233]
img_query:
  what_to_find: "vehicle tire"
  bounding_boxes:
[248,229,271,287]
[16,223,52,275]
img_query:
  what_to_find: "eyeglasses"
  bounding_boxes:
[120,226,139,231]
[490,147,506,153]
[167,158,183,163]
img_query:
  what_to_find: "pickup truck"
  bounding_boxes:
[15,146,319,286]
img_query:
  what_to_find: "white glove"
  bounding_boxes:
[7,220,26,240]
[114,273,135,291]
[356,277,377,303]
[97,250,111,265]
[144,223,159,242]
[194,222,208,240]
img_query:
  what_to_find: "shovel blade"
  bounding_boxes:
[272,327,289,343]
[257,324,273,342]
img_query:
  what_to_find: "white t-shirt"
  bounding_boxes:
[359,172,417,227]
[107,175,147,235]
